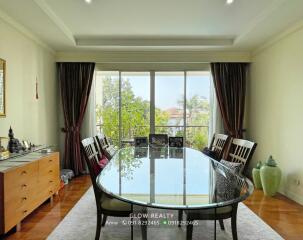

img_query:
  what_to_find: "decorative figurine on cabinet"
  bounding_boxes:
[7,126,23,153]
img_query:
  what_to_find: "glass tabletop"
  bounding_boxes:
[96,147,253,210]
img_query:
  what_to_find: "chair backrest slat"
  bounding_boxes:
[209,133,230,159]
[96,133,109,149]
[134,137,148,147]
[93,136,104,159]
[149,134,168,147]
[169,137,184,148]
[226,138,257,174]
[95,133,116,159]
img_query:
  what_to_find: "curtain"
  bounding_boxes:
[81,73,97,139]
[81,73,97,173]
[58,62,95,176]
[210,63,248,138]
[208,72,224,145]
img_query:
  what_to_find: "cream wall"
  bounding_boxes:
[248,26,303,204]
[0,18,58,147]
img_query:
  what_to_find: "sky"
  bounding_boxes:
[122,72,210,110]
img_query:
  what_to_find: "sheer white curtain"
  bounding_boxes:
[81,74,97,139]
[208,74,224,146]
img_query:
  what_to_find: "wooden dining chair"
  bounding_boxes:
[134,137,148,147]
[184,160,246,240]
[149,134,168,147]
[204,133,230,160]
[93,136,103,159]
[93,136,110,170]
[82,137,147,240]
[95,133,117,160]
[224,138,257,174]
[168,136,184,148]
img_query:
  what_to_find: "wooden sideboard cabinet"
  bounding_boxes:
[0,152,60,234]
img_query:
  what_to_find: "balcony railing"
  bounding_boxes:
[96,124,209,150]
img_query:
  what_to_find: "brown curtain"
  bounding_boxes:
[58,62,95,176]
[211,63,248,138]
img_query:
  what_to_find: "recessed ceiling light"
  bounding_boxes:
[226,0,234,4]
[85,0,92,3]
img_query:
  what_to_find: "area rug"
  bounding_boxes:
[47,187,283,240]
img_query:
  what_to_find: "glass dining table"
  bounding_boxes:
[96,146,253,239]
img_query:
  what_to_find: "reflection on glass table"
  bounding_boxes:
[96,147,253,210]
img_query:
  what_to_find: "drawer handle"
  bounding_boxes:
[21,171,27,175]
[22,184,27,188]
[22,197,27,201]
[49,180,53,183]
[49,170,53,173]
[49,159,53,162]
[23,210,28,214]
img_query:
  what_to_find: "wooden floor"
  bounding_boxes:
[244,189,303,240]
[4,175,92,240]
[3,175,303,240]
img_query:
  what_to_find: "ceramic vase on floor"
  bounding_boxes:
[260,156,281,197]
[252,161,263,189]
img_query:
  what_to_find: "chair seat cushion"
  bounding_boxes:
[216,160,242,201]
[219,159,242,172]
[202,147,219,160]
[99,155,109,168]
[92,155,109,175]
[185,205,232,219]
[100,196,132,212]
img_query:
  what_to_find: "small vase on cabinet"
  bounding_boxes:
[260,156,281,197]
[252,161,263,189]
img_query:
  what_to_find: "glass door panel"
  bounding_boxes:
[95,70,211,149]
[121,72,150,141]
[95,71,119,146]
[155,72,184,136]
[186,71,211,149]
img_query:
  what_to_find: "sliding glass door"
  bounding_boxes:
[121,72,150,140]
[186,71,210,149]
[95,71,119,146]
[155,72,184,137]
[95,70,210,149]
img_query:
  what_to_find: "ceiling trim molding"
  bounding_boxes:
[252,18,303,57]
[75,37,234,47]
[55,50,251,63]
[33,0,76,45]
[234,0,288,45]
[0,8,54,54]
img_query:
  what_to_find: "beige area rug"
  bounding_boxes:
[48,187,284,240]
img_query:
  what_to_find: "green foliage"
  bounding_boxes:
[180,94,210,150]
[96,77,209,150]
[96,77,169,145]
[191,129,208,150]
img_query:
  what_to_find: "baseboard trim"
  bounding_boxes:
[281,190,303,205]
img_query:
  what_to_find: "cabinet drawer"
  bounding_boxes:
[38,173,59,188]
[5,191,35,214]
[39,164,59,184]
[4,161,38,189]
[38,184,58,203]
[39,154,59,170]
[4,201,36,232]
[4,182,36,202]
